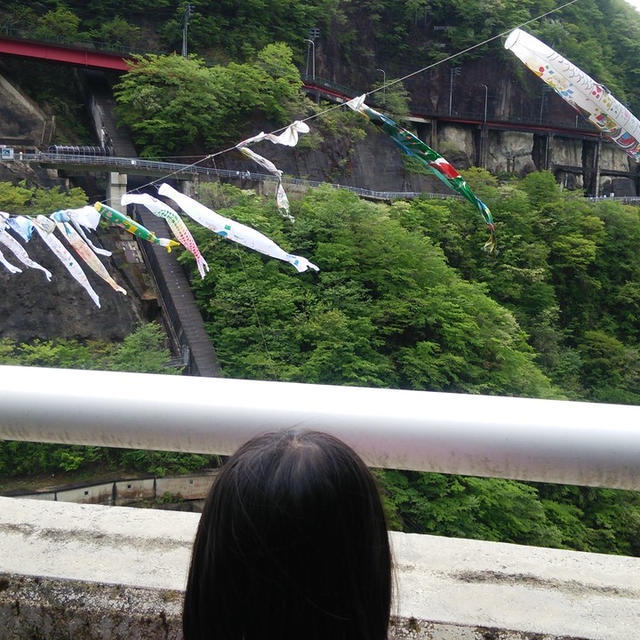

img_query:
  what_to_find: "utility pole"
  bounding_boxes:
[182,4,193,58]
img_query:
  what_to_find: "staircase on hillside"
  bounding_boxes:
[83,70,219,377]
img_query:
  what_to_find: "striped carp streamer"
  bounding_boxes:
[505,28,640,162]
[62,205,112,257]
[51,211,127,295]
[94,202,179,251]
[158,183,319,273]
[121,193,209,279]
[346,95,496,252]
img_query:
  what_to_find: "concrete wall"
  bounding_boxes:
[0,73,52,147]
[8,471,218,507]
[1,496,639,639]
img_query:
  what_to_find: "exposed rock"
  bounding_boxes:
[0,71,52,147]
[0,225,149,343]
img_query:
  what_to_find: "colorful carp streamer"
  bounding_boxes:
[505,29,640,162]
[121,193,209,279]
[346,95,496,252]
[51,211,126,295]
[63,205,112,257]
[0,212,52,280]
[158,183,319,273]
[94,202,179,251]
[236,121,311,223]
[33,215,101,307]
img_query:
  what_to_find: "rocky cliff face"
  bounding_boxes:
[0,224,152,343]
[0,72,52,147]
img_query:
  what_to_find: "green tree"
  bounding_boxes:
[114,54,219,156]
[114,44,306,156]
[88,16,142,50]
[31,8,84,44]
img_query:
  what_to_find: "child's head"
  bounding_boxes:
[183,429,391,640]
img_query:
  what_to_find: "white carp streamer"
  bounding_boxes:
[505,28,640,161]
[238,121,311,147]
[0,247,21,274]
[236,121,311,222]
[34,215,101,307]
[158,183,318,273]
[0,212,51,280]
[238,146,293,221]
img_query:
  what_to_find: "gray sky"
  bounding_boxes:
[624,0,640,11]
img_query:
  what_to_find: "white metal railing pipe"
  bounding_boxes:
[1,366,640,490]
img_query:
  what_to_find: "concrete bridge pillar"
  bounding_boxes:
[106,172,127,213]
[182,175,198,198]
[544,133,554,170]
[477,125,489,168]
[430,118,438,149]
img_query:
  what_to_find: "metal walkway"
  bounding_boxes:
[16,152,446,202]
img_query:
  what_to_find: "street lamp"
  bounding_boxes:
[481,84,488,124]
[377,68,386,106]
[304,38,315,80]
[449,67,461,116]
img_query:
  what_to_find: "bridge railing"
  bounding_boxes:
[0,28,156,58]
[20,152,444,201]
[1,365,640,491]
[302,75,604,132]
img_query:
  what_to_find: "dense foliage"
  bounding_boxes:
[170,177,640,555]
[0,323,217,477]
[113,43,306,156]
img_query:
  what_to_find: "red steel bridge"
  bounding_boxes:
[0,35,131,72]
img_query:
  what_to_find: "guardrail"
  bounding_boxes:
[9,152,640,204]
[2,366,640,491]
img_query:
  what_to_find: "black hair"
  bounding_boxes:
[183,429,392,640]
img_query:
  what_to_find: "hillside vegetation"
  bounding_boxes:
[5,0,640,112]
[175,173,640,555]
[1,2,640,555]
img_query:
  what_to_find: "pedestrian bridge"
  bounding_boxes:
[1,366,640,639]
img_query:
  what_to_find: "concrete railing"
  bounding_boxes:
[4,471,217,507]
[3,494,640,640]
